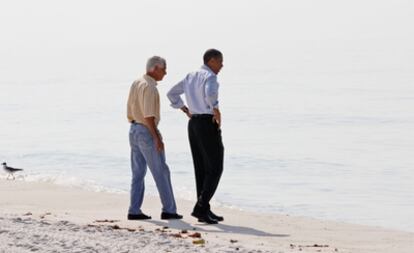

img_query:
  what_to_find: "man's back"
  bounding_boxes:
[167,65,219,115]
[127,75,160,126]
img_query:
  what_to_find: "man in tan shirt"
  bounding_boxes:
[126,56,182,220]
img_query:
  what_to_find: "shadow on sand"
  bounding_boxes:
[145,219,289,237]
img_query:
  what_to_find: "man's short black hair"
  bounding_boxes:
[203,49,223,64]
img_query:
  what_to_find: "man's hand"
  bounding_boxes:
[155,136,164,152]
[181,106,192,118]
[144,116,164,152]
[213,108,221,128]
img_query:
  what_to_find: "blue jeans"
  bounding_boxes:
[128,123,177,214]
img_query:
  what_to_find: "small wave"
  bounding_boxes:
[22,173,127,194]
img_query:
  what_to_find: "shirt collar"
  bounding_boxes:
[201,65,216,76]
[143,74,158,86]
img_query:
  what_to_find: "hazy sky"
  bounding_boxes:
[1,0,413,82]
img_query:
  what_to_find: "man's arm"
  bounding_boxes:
[167,79,185,109]
[205,76,221,127]
[205,76,219,109]
[144,116,164,152]
[168,78,191,118]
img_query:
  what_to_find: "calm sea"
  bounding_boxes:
[1,57,413,232]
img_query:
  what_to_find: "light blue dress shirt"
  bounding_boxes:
[167,65,219,114]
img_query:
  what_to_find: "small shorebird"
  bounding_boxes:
[2,162,24,180]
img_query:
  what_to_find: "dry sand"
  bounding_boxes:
[0,179,413,253]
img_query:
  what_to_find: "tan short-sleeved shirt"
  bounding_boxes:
[127,74,160,126]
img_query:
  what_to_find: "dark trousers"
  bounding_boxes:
[188,115,224,215]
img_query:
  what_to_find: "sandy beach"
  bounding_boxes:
[2,0,414,252]
[0,179,412,253]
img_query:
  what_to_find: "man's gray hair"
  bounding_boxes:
[146,56,166,72]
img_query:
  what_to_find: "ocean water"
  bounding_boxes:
[1,0,414,233]
[1,61,413,232]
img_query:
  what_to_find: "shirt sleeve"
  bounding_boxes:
[143,86,159,118]
[167,78,186,109]
[204,75,219,109]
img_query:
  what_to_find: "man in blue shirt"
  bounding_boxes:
[167,49,224,224]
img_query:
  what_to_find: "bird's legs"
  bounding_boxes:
[6,173,15,180]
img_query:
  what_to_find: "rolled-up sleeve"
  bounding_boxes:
[205,75,219,109]
[167,79,186,109]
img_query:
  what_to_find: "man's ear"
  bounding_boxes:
[207,58,215,67]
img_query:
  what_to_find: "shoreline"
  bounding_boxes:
[1,180,413,252]
[14,174,414,234]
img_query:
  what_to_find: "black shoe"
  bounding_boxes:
[161,212,183,220]
[191,212,218,224]
[127,213,151,220]
[208,210,224,222]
